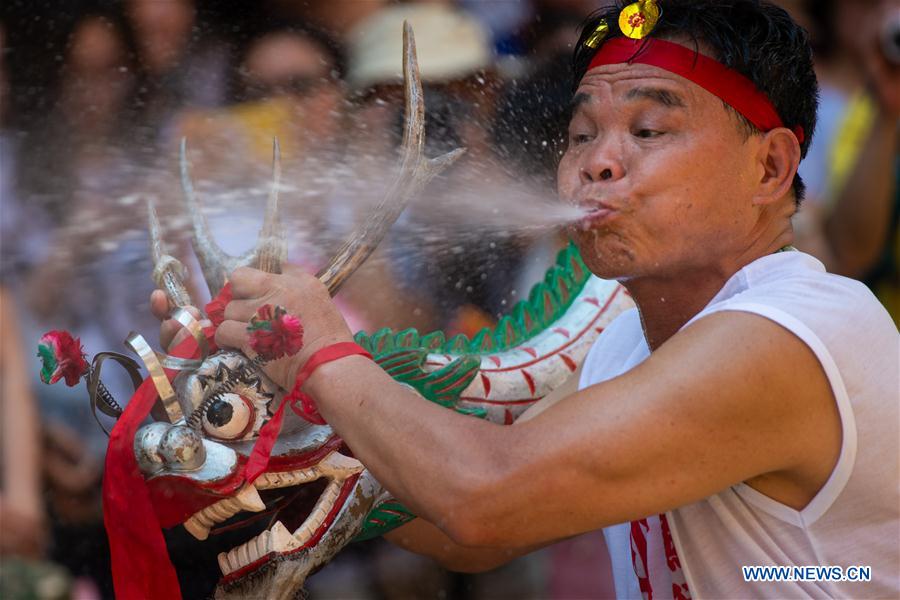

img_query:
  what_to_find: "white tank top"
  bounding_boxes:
[579,251,899,599]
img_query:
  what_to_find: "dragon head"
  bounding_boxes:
[133,349,388,599]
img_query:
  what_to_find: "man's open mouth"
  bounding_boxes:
[179,451,363,577]
[574,206,616,230]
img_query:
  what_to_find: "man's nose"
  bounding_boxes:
[579,139,626,184]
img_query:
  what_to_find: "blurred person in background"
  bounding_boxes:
[19,8,154,346]
[174,21,345,185]
[1,20,86,600]
[780,0,899,322]
[16,9,137,233]
[262,0,388,43]
[0,287,73,600]
[333,3,580,599]
[9,11,158,596]
[124,0,228,149]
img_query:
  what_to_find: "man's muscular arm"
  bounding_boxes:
[385,519,539,573]
[216,269,841,550]
[380,369,582,572]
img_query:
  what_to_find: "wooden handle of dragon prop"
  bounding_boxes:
[315,22,466,295]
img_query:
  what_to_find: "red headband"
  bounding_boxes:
[587,37,804,143]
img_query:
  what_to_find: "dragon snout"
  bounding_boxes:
[135,422,207,475]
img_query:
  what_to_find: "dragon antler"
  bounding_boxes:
[177,136,285,298]
[316,21,465,294]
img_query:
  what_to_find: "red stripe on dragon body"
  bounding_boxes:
[427,279,632,421]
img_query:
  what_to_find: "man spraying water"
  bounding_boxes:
[155,1,899,597]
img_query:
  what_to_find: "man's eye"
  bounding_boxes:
[635,129,664,139]
[571,133,593,145]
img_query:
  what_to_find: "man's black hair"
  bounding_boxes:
[572,0,818,204]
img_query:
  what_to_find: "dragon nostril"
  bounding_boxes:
[135,422,170,476]
[159,424,206,471]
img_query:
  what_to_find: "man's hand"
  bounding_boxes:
[149,290,207,352]
[214,266,355,391]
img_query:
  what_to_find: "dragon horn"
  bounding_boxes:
[148,200,192,308]
[180,137,232,297]
[248,137,286,274]
[316,21,466,295]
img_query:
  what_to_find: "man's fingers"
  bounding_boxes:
[161,318,183,350]
[223,298,263,323]
[229,267,272,299]
[215,320,251,353]
[150,290,171,321]
[152,289,203,322]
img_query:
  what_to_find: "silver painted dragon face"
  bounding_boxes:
[133,351,386,598]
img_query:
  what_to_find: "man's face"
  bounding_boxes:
[558,56,764,281]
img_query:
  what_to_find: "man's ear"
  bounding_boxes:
[752,128,801,206]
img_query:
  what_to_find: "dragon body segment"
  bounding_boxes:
[351,243,631,542]
[357,243,630,423]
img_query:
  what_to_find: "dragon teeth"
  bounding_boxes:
[184,483,264,539]
[255,467,319,490]
[237,543,251,568]
[255,530,270,558]
[294,523,314,545]
[317,452,363,478]
[217,552,230,575]
[184,516,211,541]
[269,521,301,553]
[209,461,358,576]
[216,521,301,576]
[293,479,343,544]
[234,484,265,512]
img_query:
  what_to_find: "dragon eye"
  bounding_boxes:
[202,393,254,440]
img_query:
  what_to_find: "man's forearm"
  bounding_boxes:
[306,355,513,541]
[385,518,538,573]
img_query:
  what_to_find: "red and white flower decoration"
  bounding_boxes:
[37,330,89,386]
[247,304,304,361]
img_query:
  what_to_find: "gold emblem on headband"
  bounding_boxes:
[584,20,610,48]
[619,0,660,40]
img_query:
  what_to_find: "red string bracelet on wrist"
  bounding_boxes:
[284,341,373,424]
[244,341,372,484]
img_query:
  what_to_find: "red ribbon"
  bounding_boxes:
[245,342,372,483]
[588,38,804,143]
[103,327,216,600]
[204,282,232,328]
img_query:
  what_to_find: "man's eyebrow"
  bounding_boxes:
[624,87,687,108]
[569,92,592,113]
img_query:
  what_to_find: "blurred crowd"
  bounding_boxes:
[0,0,896,598]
